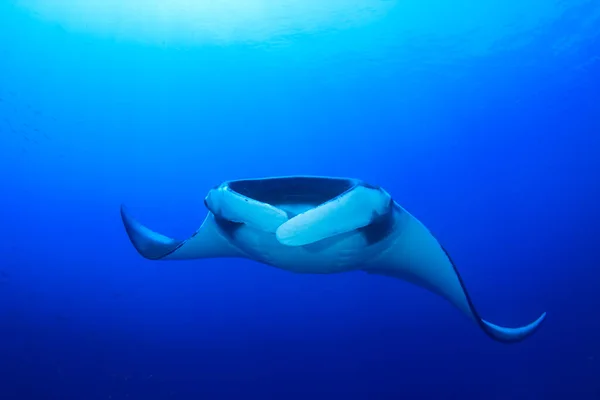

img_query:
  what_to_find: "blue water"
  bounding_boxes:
[1,1,599,398]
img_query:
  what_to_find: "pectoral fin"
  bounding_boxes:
[365,206,547,343]
[120,205,243,260]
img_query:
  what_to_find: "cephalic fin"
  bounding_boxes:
[276,185,392,247]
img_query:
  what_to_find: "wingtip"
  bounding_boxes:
[119,204,182,260]
[481,311,547,344]
[120,203,130,224]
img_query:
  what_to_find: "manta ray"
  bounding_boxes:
[120,175,546,343]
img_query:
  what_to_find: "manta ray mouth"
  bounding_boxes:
[203,175,392,243]
[225,176,359,207]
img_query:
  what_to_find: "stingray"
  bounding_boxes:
[120,175,546,343]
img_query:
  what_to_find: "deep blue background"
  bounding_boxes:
[1,1,599,399]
